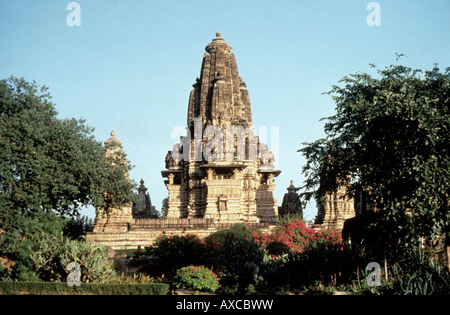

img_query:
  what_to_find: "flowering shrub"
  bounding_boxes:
[251,219,342,255]
[174,265,219,292]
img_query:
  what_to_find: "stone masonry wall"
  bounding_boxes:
[87,218,274,250]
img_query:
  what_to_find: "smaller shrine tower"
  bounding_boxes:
[279,180,303,218]
[93,130,133,233]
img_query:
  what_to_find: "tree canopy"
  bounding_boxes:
[299,63,449,252]
[0,76,136,254]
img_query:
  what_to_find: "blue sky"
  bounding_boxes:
[1,0,449,220]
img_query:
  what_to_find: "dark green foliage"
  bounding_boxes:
[146,223,449,294]
[145,234,205,278]
[299,63,450,267]
[391,246,450,295]
[0,76,135,215]
[0,211,67,281]
[0,281,169,295]
[276,213,304,226]
[265,241,291,256]
[0,76,136,272]
[63,215,93,240]
[284,244,354,288]
[204,223,255,247]
[173,265,219,292]
[207,230,267,295]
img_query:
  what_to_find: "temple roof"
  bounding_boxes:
[187,32,252,130]
[205,32,232,54]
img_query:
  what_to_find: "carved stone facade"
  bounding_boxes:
[314,186,356,230]
[162,32,280,224]
[87,33,280,249]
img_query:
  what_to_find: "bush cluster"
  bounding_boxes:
[174,265,219,293]
[0,214,163,287]
[146,219,450,295]
[252,220,342,255]
[145,219,348,294]
[146,233,205,277]
[0,281,169,295]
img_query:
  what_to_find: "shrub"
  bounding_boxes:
[276,213,304,226]
[106,272,160,285]
[209,233,267,295]
[174,265,219,292]
[204,223,261,249]
[392,246,450,295]
[145,234,205,277]
[0,281,169,295]
[265,241,291,256]
[62,215,93,240]
[26,231,117,283]
[254,219,342,254]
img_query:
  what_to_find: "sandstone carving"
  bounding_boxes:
[88,33,280,249]
[314,186,356,230]
[162,32,280,225]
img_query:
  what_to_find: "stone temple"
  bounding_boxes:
[314,186,355,230]
[87,33,281,249]
[162,32,280,224]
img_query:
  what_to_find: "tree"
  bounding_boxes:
[299,63,450,269]
[0,76,136,256]
[63,215,94,240]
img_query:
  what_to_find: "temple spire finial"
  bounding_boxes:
[105,129,122,146]
[205,32,232,54]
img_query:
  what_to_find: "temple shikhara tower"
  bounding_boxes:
[87,33,359,250]
[88,33,281,249]
[86,33,362,250]
[92,130,133,233]
[162,32,280,224]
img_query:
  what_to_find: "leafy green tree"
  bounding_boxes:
[0,76,136,258]
[63,215,94,240]
[299,63,450,268]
